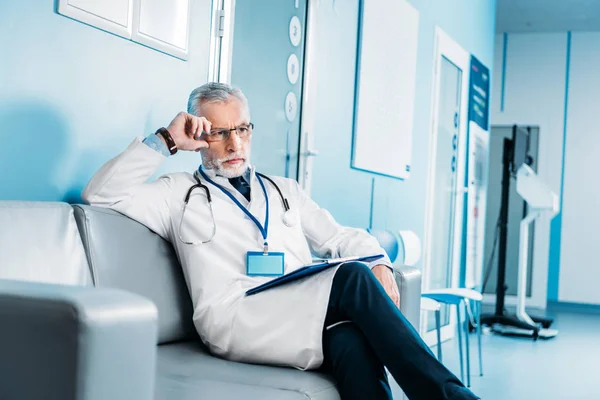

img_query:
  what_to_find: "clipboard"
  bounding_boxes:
[245,254,385,296]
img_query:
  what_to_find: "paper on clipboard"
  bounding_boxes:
[245,254,385,296]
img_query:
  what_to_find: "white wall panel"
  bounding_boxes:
[489,33,567,308]
[490,34,504,116]
[559,32,600,304]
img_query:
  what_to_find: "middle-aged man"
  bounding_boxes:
[83,82,479,400]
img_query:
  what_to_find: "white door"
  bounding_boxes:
[422,28,471,344]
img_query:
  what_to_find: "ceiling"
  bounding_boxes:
[496,0,600,33]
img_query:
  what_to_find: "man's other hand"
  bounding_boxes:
[372,264,400,307]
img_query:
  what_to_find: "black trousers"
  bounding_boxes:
[321,262,479,400]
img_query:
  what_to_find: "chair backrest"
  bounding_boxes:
[0,201,92,286]
[73,205,196,344]
[367,229,422,267]
[367,228,400,262]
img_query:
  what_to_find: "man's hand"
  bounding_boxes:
[372,264,400,307]
[160,112,212,152]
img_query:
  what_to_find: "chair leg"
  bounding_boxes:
[435,309,442,362]
[456,305,464,384]
[464,300,471,387]
[477,300,483,377]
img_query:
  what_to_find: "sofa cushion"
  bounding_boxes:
[156,340,340,400]
[73,205,195,344]
[0,201,91,286]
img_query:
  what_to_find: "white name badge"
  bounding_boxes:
[246,251,285,277]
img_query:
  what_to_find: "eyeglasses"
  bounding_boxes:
[202,123,254,142]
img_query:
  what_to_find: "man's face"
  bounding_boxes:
[197,97,252,178]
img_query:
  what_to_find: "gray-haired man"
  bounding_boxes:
[83,82,479,400]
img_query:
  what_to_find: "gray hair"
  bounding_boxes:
[187,82,249,116]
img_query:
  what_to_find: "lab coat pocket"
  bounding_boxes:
[203,282,244,354]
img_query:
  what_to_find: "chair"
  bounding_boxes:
[420,297,442,361]
[421,289,483,387]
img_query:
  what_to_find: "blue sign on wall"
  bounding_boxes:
[460,55,491,288]
[468,56,490,130]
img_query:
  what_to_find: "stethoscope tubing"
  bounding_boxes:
[178,170,293,245]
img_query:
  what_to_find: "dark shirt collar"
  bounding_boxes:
[235,168,251,185]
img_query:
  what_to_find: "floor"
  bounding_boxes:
[430,308,600,400]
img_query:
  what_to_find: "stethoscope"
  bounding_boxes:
[178,168,298,245]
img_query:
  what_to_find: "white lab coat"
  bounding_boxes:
[82,138,390,370]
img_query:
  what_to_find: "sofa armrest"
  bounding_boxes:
[393,266,422,330]
[0,279,158,400]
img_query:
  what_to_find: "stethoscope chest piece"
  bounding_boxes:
[282,208,299,227]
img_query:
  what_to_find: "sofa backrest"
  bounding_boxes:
[0,201,92,286]
[73,205,196,344]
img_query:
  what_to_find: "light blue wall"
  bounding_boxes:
[0,0,212,202]
[310,0,497,257]
[1,0,497,253]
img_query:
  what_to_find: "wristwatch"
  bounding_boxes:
[156,127,178,155]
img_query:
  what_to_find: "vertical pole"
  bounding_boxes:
[456,305,465,383]
[495,137,512,316]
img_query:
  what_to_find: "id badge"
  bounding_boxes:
[246,251,285,276]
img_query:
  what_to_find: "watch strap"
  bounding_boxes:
[156,127,177,155]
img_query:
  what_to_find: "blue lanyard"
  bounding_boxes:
[199,169,270,250]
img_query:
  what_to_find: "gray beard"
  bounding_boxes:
[209,161,250,178]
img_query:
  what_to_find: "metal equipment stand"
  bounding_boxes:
[480,138,555,340]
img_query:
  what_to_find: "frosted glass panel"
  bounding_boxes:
[58,0,133,38]
[138,0,190,50]
[67,0,131,27]
[427,57,463,331]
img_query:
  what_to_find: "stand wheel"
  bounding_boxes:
[541,321,552,329]
[532,329,539,341]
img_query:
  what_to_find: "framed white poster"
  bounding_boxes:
[351,0,419,179]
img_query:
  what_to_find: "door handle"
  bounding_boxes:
[301,132,319,157]
[302,148,319,157]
